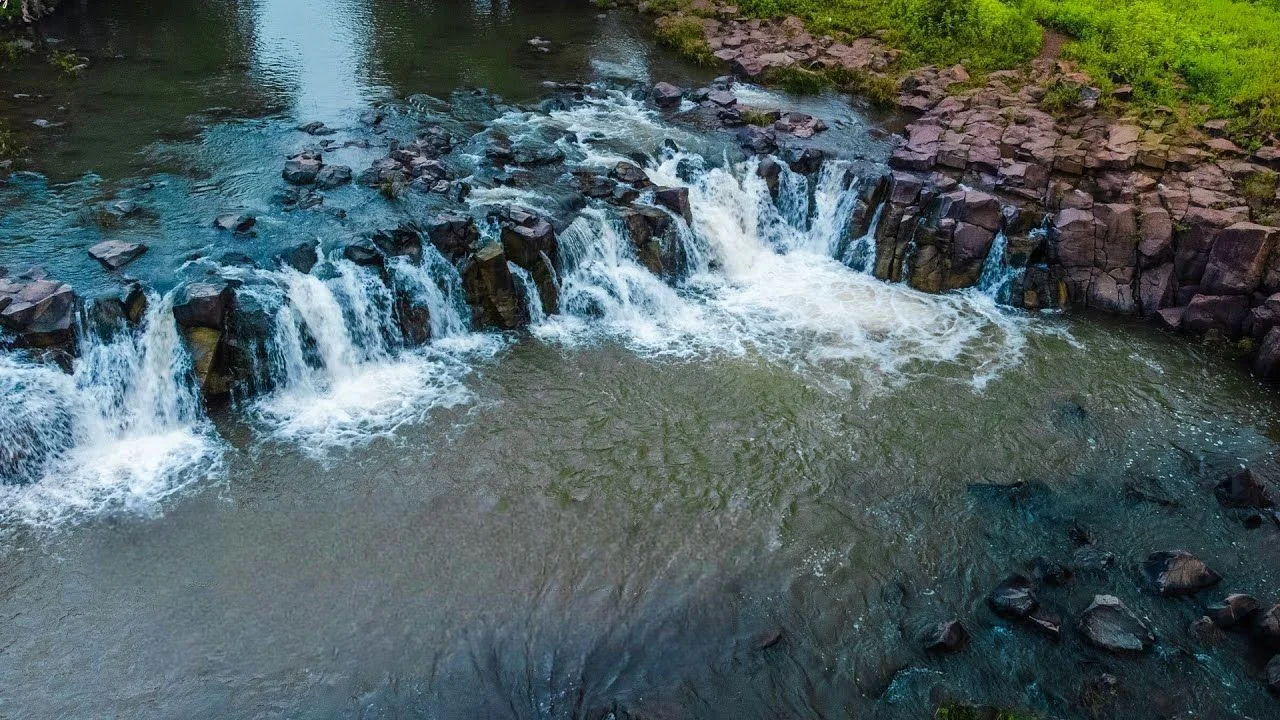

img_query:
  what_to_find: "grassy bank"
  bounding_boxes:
[676,0,1280,133]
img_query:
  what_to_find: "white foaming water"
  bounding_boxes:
[0,295,221,528]
[251,261,500,452]
[393,249,471,339]
[534,150,1032,388]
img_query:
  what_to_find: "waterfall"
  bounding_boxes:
[841,201,883,275]
[976,230,1024,305]
[390,248,471,338]
[507,261,547,325]
[0,294,220,525]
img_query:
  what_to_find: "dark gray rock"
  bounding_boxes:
[1215,468,1274,509]
[276,241,319,274]
[1078,595,1155,653]
[922,620,969,652]
[987,574,1038,619]
[611,161,651,188]
[213,213,256,233]
[172,281,233,330]
[1207,594,1259,628]
[342,239,384,268]
[461,242,524,330]
[653,186,693,225]
[652,81,683,109]
[1142,551,1222,595]
[427,214,480,263]
[283,152,323,185]
[315,164,352,189]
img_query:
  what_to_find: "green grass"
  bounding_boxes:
[724,0,1280,132]
[655,14,717,65]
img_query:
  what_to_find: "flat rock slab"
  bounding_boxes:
[88,240,148,270]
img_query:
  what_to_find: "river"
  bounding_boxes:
[1,1,1278,718]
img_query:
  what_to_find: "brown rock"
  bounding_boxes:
[1201,223,1280,294]
[1142,551,1222,596]
[1181,294,1249,337]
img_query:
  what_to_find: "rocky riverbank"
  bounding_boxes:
[625,1,1280,377]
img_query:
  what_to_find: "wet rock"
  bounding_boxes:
[1207,594,1260,628]
[217,252,257,267]
[1181,294,1249,337]
[1214,468,1274,508]
[1030,556,1072,586]
[653,186,692,225]
[276,241,319,274]
[987,574,1038,619]
[499,208,560,313]
[1254,327,1280,377]
[371,224,424,263]
[651,81,683,109]
[297,120,336,136]
[785,147,825,175]
[277,186,324,210]
[611,161,651,188]
[182,325,228,398]
[0,274,79,351]
[213,213,256,233]
[1078,595,1156,653]
[342,239,385,268]
[283,152,323,185]
[1253,604,1280,650]
[315,164,353,189]
[736,125,777,155]
[922,619,969,652]
[461,242,524,329]
[578,174,618,199]
[611,184,640,205]
[623,204,678,277]
[88,240,148,270]
[172,281,233,330]
[1267,655,1280,694]
[1072,546,1116,574]
[511,141,565,167]
[427,214,480,263]
[394,284,431,347]
[757,157,781,199]
[773,111,827,139]
[124,284,148,325]
[1142,551,1222,595]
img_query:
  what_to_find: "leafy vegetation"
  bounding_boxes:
[719,0,1280,131]
[0,120,22,159]
[655,14,716,65]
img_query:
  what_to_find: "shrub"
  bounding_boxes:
[655,14,715,65]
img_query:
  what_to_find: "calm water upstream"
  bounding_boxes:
[1,2,1278,719]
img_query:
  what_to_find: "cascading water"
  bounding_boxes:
[507,261,547,325]
[0,294,221,526]
[976,230,1019,304]
[391,248,472,339]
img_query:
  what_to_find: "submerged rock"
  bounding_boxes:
[283,152,323,185]
[1078,595,1155,653]
[1206,594,1259,628]
[1267,655,1280,694]
[922,619,969,653]
[88,240,147,270]
[371,224,424,264]
[987,574,1038,619]
[1214,468,1274,509]
[1142,551,1222,595]
[315,164,353,189]
[213,213,256,234]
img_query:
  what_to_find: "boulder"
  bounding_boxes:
[987,574,1038,619]
[216,211,257,234]
[342,239,384,268]
[1246,293,1280,339]
[371,224,424,263]
[1255,326,1280,377]
[1201,223,1279,294]
[461,242,524,329]
[276,241,319,274]
[737,125,777,154]
[1206,594,1260,628]
[394,285,431,346]
[172,282,233,330]
[1079,595,1156,653]
[1181,294,1249,337]
[756,157,782,199]
[653,186,693,225]
[1142,551,1222,595]
[651,82,683,109]
[1214,468,1274,509]
[182,325,229,398]
[784,147,825,175]
[314,164,353,189]
[499,210,560,314]
[774,111,827,138]
[578,174,618,199]
[611,161,651,188]
[624,204,678,277]
[922,620,969,653]
[283,152,323,185]
[427,214,480,263]
[0,277,82,352]
[88,240,148,270]
[1256,605,1280,650]
[123,283,149,325]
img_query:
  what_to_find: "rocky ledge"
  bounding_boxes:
[632,1,1280,376]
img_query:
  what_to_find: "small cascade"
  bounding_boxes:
[0,294,219,524]
[976,230,1026,305]
[842,200,883,274]
[389,248,471,338]
[507,261,547,325]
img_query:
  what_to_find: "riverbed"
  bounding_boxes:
[1,1,1278,718]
